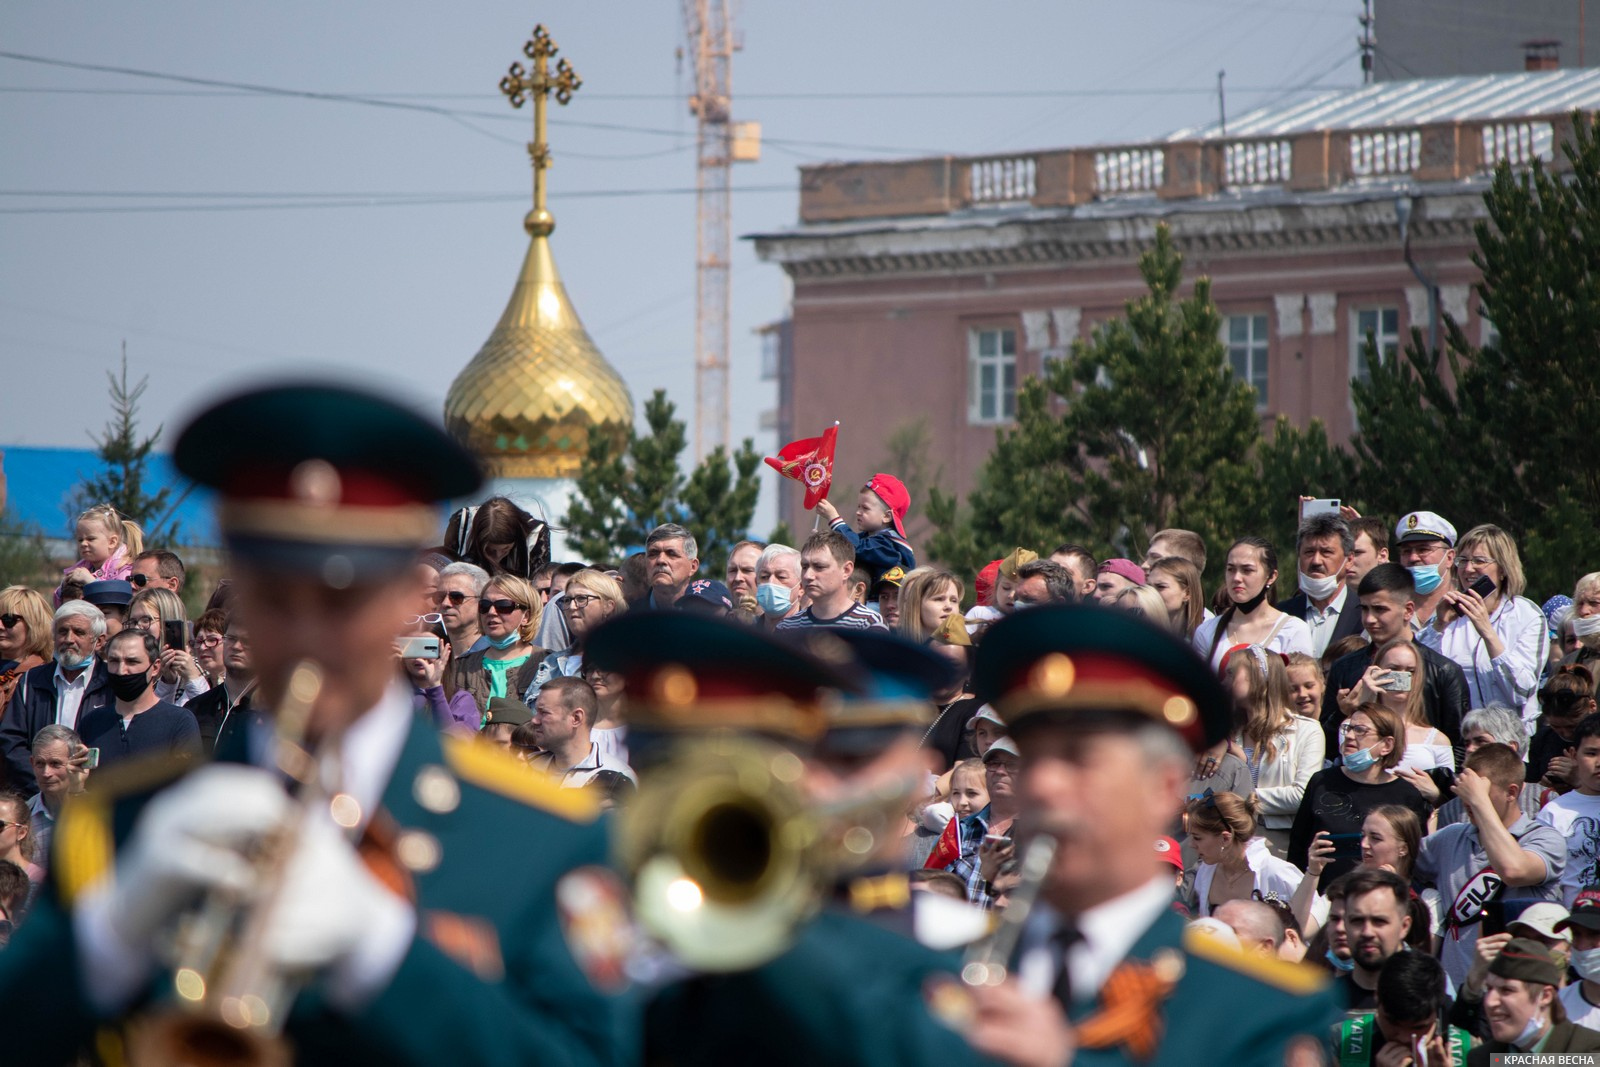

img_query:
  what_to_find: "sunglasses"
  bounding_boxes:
[130,573,151,587]
[478,598,525,615]
[433,590,469,606]
[0,614,21,628]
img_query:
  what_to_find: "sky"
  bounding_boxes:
[1,1,1362,534]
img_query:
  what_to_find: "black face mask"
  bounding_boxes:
[108,670,152,702]
[1233,584,1272,615]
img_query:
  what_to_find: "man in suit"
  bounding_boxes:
[0,383,635,1067]
[1275,513,1364,660]
[961,605,1339,1067]
[0,600,113,795]
[1468,938,1600,1064]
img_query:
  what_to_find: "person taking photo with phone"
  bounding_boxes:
[1417,524,1548,732]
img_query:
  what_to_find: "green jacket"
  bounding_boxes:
[0,711,636,1067]
[1337,1013,1470,1066]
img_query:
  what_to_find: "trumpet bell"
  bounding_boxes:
[616,737,826,973]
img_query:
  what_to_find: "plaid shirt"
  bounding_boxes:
[947,806,994,909]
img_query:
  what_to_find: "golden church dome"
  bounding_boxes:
[444,219,633,481]
[445,24,633,481]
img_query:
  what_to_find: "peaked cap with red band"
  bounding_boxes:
[174,382,483,583]
[971,604,1232,752]
[582,611,868,741]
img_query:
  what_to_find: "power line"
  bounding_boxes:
[0,185,795,215]
[0,83,1356,100]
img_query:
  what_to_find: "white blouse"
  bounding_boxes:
[1193,613,1315,672]
[1415,595,1547,729]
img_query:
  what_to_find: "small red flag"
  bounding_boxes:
[764,423,838,510]
[923,816,963,870]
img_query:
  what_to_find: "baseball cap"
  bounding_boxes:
[864,474,910,540]
[1097,558,1146,586]
[1508,902,1572,942]
[678,579,734,615]
[1555,886,1600,932]
[1154,836,1184,873]
[1394,511,1457,547]
[972,704,1005,728]
[982,736,1020,762]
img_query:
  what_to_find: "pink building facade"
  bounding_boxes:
[752,72,1599,542]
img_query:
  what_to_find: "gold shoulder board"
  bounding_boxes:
[1181,926,1330,995]
[441,734,600,822]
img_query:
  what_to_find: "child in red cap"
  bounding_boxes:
[815,473,916,579]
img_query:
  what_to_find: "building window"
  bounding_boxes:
[1351,307,1399,381]
[968,327,1017,424]
[1224,314,1270,407]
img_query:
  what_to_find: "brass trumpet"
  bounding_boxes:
[129,661,327,1067]
[614,734,912,973]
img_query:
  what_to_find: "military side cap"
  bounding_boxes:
[1488,938,1564,987]
[583,611,863,739]
[484,696,533,727]
[173,382,483,584]
[82,580,133,608]
[931,612,971,647]
[971,604,1231,752]
[998,548,1038,581]
[780,627,951,754]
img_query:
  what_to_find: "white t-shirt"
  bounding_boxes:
[1192,613,1315,672]
[1561,983,1600,1032]
[1536,790,1600,906]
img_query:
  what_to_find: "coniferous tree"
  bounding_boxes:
[1353,112,1600,593]
[68,349,179,545]
[563,389,760,576]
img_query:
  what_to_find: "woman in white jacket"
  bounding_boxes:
[1187,789,1304,917]
[1225,645,1325,856]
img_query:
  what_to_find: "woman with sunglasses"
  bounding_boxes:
[444,574,546,713]
[0,791,42,887]
[1287,703,1431,891]
[0,586,53,709]
[522,569,625,703]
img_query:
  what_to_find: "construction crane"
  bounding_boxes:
[681,0,758,459]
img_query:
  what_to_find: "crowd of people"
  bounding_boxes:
[5,412,1600,1065]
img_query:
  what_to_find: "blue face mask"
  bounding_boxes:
[1325,948,1355,973]
[1343,745,1379,773]
[756,582,793,615]
[1408,563,1443,595]
[487,631,521,650]
[56,651,94,672]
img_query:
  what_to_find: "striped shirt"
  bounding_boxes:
[774,603,888,632]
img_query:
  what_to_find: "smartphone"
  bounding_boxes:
[982,833,1014,849]
[162,619,191,653]
[84,747,100,770]
[1328,832,1363,860]
[1376,670,1413,693]
[397,635,441,660]
[1469,574,1496,599]
[1302,498,1341,520]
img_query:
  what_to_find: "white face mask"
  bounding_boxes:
[1573,946,1600,982]
[1299,570,1341,601]
[1573,614,1600,639]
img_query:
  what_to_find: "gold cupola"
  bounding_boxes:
[445,25,632,480]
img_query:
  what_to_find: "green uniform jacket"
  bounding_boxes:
[0,711,637,1067]
[645,906,1000,1067]
[1467,1021,1600,1065]
[1064,909,1341,1067]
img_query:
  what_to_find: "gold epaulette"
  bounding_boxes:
[54,752,195,906]
[440,734,600,822]
[848,872,911,913]
[1181,925,1331,995]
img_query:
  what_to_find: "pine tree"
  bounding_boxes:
[928,224,1279,578]
[68,348,179,545]
[1352,112,1600,593]
[562,389,760,576]
[1255,416,1360,566]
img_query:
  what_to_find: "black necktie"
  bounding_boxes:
[1051,920,1084,1009]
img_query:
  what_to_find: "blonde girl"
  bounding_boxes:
[57,504,143,603]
